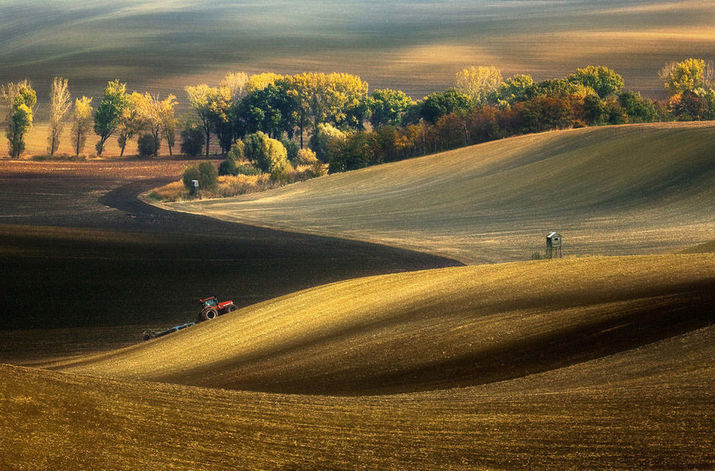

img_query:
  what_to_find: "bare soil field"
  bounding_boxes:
[1,123,713,469]
[2,254,713,470]
[161,122,715,264]
[0,160,458,361]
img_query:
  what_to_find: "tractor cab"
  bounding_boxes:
[201,297,218,308]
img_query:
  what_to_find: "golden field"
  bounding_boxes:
[1,254,713,469]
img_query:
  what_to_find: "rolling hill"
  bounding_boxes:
[49,254,715,394]
[3,253,713,469]
[162,122,715,264]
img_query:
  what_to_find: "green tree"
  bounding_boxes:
[660,58,713,95]
[618,91,658,123]
[180,120,204,157]
[368,89,415,128]
[71,97,93,157]
[244,131,289,173]
[47,77,72,156]
[494,74,536,105]
[1,80,37,159]
[94,80,129,156]
[454,65,503,105]
[568,66,624,98]
[137,133,159,158]
[420,89,474,124]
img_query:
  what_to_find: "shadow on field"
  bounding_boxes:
[0,173,460,361]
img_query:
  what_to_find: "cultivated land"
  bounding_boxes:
[162,122,715,264]
[0,160,457,362]
[1,123,714,469]
[2,254,713,469]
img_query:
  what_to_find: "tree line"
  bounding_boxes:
[1,58,713,170]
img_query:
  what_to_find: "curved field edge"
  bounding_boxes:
[152,122,715,265]
[2,323,713,470]
[48,254,715,395]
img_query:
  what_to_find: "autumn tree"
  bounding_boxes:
[70,97,93,156]
[568,66,624,98]
[221,72,249,101]
[1,80,36,159]
[660,58,713,95]
[133,93,177,157]
[185,84,233,156]
[47,77,72,156]
[157,95,178,157]
[247,73,283,93]
[454,66,503,105]
[116,92,147,157]
[94,80,129,156]
[368,89,414,128]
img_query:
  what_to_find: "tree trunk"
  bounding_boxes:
[205,128,210,157]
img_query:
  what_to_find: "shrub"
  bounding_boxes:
[138,133,159,157]
[531,251,543,260]
[244,131,290,173]
[282,138,299,163]
[180,122,204,156]
[182,162,218,194]
[227,139,245,161]
[295,148,318,165]
[218,158,238,176]
[235,163,262,176]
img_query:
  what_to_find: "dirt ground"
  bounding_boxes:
[0,160,459,362]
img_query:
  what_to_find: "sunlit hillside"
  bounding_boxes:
[50,254,715,394]
[3,253,712,469]
[162,122,715,263]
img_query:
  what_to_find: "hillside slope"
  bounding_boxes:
[50,254,715,395]
[162,122,715,264]
[0,255,715,470]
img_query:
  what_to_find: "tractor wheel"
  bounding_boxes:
[200,309,218,321]
[228,305,237,312]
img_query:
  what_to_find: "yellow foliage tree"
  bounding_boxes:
[455,65,503,105]
[71,97,93,157]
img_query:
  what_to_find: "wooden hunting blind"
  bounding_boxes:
[546,232,562,258]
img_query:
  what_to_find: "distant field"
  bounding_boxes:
[1,0,713,105]
[162,122,715,264]
[1,254,711,469]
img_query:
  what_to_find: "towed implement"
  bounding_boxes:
[143,322,195,341]
[143,296,238,341]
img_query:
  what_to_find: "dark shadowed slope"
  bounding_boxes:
[0,161,459,361]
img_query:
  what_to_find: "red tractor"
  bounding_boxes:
[198,296,237,321]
